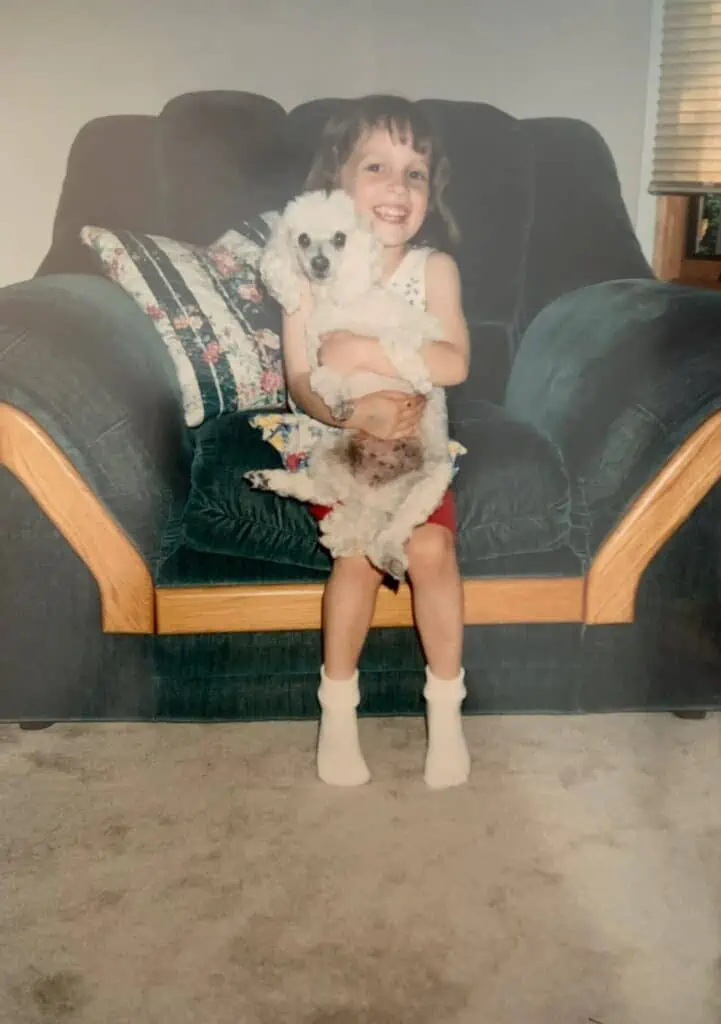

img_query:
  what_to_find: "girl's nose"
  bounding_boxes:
[387,176,408,194]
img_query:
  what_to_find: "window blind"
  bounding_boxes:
[650,0,721,194]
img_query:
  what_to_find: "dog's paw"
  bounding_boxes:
[244,470,271,489]
[367,534,408,580]
[383,553,408,581]
[319,510,361,558]
[310,366,346,409]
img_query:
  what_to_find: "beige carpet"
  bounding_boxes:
[1,714,720,1024]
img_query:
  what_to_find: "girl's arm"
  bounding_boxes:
[282,281,425,437]
[320,252,471,387]
[423,252,471,385]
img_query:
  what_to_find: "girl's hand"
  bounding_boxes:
[319,331,369,373]
[348,391,426,440]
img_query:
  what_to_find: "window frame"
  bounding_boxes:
[654,196,721,288]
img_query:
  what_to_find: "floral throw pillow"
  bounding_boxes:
[81,213,285,427]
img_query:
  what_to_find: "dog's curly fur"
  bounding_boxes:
[246,189,454,580]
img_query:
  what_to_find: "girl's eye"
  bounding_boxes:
[409,169,428,182]
[332,232,346,249]
[365,163,382,173]
[298,233,311,248]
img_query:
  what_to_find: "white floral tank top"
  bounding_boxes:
[387,246,449,422]
[386,245,433,308]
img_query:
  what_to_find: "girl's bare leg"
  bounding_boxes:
[407,524,470,789]
[317,555,383,786]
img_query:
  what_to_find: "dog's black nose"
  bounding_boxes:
[310,253,330,276]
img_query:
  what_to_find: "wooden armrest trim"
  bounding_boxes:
[585,408,721,624]
[0,403,154,633]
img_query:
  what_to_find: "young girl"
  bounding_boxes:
[283,95,471,789]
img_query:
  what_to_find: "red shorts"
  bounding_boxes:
[309,489,457,535]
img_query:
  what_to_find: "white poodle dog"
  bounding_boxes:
[245,189,455,580]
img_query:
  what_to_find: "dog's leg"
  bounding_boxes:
[399,462,454,528]
[318,507,354,558]
[319,504,389,560]
[375,311,443,396]
[366,461,453,579]
[306,312,354,415]
[245,469,334,505]
[308,365,352,418]
[377,335,433,395]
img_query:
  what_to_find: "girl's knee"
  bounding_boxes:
[407,525,456,583]
[332,555,383,590]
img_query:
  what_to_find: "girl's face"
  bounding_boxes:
[339,127,431,251]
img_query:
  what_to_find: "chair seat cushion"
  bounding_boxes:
[173,401,573,578]
[179,412,331,573]
[157,542,580,589]
[452,401,572,571]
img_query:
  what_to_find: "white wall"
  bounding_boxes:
[0,0,655,286]
[635,0,664,264]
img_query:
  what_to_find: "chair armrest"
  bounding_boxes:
[505,279,721,557]
[0,274,191,571]
[584,408,721,623]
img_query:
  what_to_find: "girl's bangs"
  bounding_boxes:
[358,113,433,159]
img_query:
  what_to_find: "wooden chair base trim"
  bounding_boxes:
[155,577,585,635]
[0,404,154,634]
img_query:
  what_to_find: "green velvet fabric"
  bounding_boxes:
[173,401,575,578]
[452,402,571,571]
[157,544,328,586]
[505,279,721,562]
[158,542,580,588]
[0,274,191,569]
[180,412,331,573]
[506,279,677,455]
[151,621,585,720]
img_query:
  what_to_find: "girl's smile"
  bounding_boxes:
[339,128,430,259]
[373,203,411,224]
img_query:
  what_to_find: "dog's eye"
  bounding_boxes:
[298,233,311,248]
[332,232,346,249]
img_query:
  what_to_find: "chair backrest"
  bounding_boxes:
[37,90,653,406]
[36,115,165,277]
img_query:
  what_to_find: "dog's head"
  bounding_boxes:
[260,189,384,313]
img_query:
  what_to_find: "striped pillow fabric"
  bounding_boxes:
[81,214,285,427]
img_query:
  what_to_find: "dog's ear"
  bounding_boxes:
[260,216,302,314]
[334,217,384,303]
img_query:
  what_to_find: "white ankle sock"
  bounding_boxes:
[423,667,470,789]
[317,668,370,787]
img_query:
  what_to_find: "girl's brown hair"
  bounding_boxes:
[304,95,460,252]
